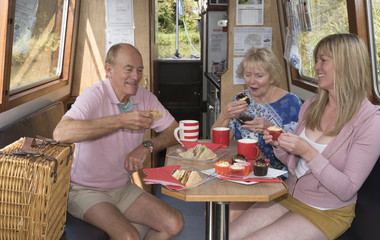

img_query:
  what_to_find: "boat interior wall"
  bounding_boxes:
[72,0,151,96]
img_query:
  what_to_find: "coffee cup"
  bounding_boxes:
[174,120,199,143]
[237,138,260,160]
[212,127,230,146]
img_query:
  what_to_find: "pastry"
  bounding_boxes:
[214,161,230,176]
[236,93,250,104]
[253,158,269,176]
[267,126,283,141]
[237,115,254,125]
[230,163,245,176]
[232,154,248,164]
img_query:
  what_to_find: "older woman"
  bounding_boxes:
[229,34,380,240]
[212,47,302,171]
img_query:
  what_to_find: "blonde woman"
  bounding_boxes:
[230,34,380,240]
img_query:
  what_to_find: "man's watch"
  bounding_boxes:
[142,140,154,153]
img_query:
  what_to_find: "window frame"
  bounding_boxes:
[281,1,378,104]
[366,0,380,102]
[0,0,76,112]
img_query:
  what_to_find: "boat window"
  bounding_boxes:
[368,0,380,100]
[0,0,75,112]
[284,0,349,83]
[10,0,68,93]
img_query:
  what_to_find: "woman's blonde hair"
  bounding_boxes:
[236,47,282,85]
[305,33,371,136]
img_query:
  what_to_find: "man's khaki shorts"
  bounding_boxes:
[68,183,145,220]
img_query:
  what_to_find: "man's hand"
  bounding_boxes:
[124,144,150,172]
[119,110,154,130]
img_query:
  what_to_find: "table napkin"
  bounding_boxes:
[181,141,227,151]
[143,165,186,190]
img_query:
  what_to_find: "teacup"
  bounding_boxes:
[237,138,260,160]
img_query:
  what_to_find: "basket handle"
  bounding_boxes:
[21,137,37,151]
[36,135,73,166]
[18,137,59,183]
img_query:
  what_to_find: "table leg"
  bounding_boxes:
[210,201,230,240]
[206,202,213,240]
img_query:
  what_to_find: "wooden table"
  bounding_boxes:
[162,140,288,240]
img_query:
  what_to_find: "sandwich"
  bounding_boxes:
[178,144,217,160]
[171,169,203,188]
[149,110,162,120]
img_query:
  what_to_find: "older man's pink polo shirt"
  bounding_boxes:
[64,79,175,190]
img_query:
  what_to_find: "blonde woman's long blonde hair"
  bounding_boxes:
[305,33,371,136]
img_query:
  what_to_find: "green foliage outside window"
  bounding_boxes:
[297,0,349,80]
[157,0,201,59]
[372,2,380,93]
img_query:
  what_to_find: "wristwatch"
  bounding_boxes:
[142,140,154,153]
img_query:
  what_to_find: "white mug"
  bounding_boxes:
[174,120,199,143]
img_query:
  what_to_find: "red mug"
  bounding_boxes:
[212,127,230,146]
[237,138,260,160]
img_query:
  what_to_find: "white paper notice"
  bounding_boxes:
[234,27,272,55]
[233,57,244,85]
[105,0,134,53]
[236,0,264,26]
[105,0,133,27]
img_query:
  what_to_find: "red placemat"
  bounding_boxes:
[219,175,283,183]
[181,141,227,151]
[143,165,186,190]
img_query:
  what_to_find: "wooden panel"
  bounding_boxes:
[72,0,151,93]
[220,0,287,110]
[134,0,151,91]
[72,0,107,96]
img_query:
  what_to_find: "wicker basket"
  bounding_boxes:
[0,137,73,240]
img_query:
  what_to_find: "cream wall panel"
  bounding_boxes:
[72,0,151,95]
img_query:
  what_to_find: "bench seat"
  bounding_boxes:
[337,156,380,240]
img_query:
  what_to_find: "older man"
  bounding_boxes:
[54,43,183,239]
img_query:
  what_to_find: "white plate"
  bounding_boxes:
[201,168,288,185]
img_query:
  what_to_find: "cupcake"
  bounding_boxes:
[236,93,250,104]
[237,115,254,125]
[214,161,230,176]
[267,126,283,141]
[253,158,269,176]
[230,163,245,176]
[232,154,248,164]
